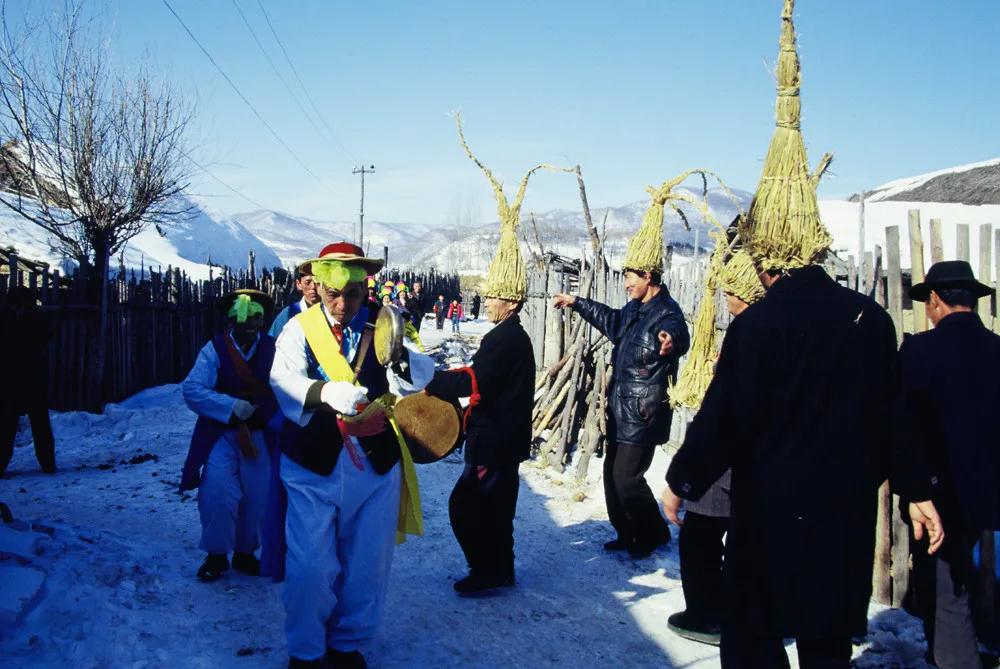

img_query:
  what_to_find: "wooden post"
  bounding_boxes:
[957,224,971,262]
[908,210,927,333]
[979,224,992,321]
[885,227,903,344]
[873,481,892,605]
[874,245,885,307]
[929,219,944,264]
[891,494,910,608]
[995,230,1000,334]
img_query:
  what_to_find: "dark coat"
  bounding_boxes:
[180,333,281,491]
[666,265,898,639]
[573,289,690,447]
[425,314,535,467]
[893,311,1000,540]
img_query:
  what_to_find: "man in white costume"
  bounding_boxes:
[269,242,433,669]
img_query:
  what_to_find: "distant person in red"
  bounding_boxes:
[1,286,55,475]
[447,297,464,333]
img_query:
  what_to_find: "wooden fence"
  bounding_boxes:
[0,247,462,413]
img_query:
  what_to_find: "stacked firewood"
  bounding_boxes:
[531,258,612,481]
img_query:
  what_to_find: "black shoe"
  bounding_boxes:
[232,551,260,576]
[628,528,671,559]
[288,658,325,669]
[454,571,514,596]
[325,648,367,669]
[667,610,721,646]
[196,553,229,582]
[603,537,629,551]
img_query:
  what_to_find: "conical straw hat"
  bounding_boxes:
[455,113,571,301]
[740,0,832,271]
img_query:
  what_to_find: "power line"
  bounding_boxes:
[253,0,358,163]
[185,152,270,211]
[229,0,351,164]
[160,0,334,194]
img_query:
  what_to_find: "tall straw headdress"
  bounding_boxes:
[455,113,571,301]
[740,0,833,272]
[625,169,743,274]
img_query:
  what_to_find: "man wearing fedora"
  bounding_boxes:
[268,242,434,669]
[895,260,1000,669]
[180,289,280,582]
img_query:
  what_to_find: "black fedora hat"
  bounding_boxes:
[909,260,992,302]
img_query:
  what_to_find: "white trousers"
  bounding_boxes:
[280,449,401,661]
[197,433,270,555]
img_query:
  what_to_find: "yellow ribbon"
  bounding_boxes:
[298,304,424,543]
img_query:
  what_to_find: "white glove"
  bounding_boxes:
[232,399,255,422]
[321,382,369,416]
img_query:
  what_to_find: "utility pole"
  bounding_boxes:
[352,164,375,246]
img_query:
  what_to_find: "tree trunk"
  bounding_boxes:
[87,234,111,412]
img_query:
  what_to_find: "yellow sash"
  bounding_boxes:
[298,303,423,543]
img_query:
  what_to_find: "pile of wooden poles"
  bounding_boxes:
[531,242,613,481]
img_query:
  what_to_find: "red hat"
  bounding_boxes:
[304,241,384,275]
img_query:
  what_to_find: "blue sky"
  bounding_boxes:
[13,0,1000,227]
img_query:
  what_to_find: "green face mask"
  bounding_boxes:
[228,294,264,323]
[312,260,368,291]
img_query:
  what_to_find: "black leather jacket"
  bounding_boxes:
[573,289,689,447]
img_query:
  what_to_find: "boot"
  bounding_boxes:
[325,648,368,669]
[667,610,721,646]
[603,537,629,551]
[628,525,671,559]
[196,553,229,582]
[232,551,260,576]
[454,570,514,596]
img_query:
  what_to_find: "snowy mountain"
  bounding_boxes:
[235,210,452,269]
[236,186,753,275]
[412,186,753,274]
[821,159,1000,267]
[851,158,1000,205]
[0,194,279,280]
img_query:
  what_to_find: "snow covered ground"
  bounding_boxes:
[1,318,931,668]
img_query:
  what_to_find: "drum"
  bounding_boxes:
[394,393,463,464]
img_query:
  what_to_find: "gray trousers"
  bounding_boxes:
[913,534,983,669]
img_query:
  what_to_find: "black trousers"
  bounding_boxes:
[911,530,983,669]
[679,511,728,624]
[449,462,520,577]
[1,402,55,474]
[720,626,852,669]
[603,438,670,548]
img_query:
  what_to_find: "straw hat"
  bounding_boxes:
[303,242,384,276]
[455,113,570,301]
[740,0,832,272]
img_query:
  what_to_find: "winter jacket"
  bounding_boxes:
[572,288,689,447]
[893,311,1000,538]
[666,265,898,639]
[425,315,535,467]
[447,303,464,320]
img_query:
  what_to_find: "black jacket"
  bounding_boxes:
[573,289,690,447]
[666,265,898,639]
[425,315,535,467]
[893,311,1000,539]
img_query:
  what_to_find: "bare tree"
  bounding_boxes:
[0,2,192,407]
